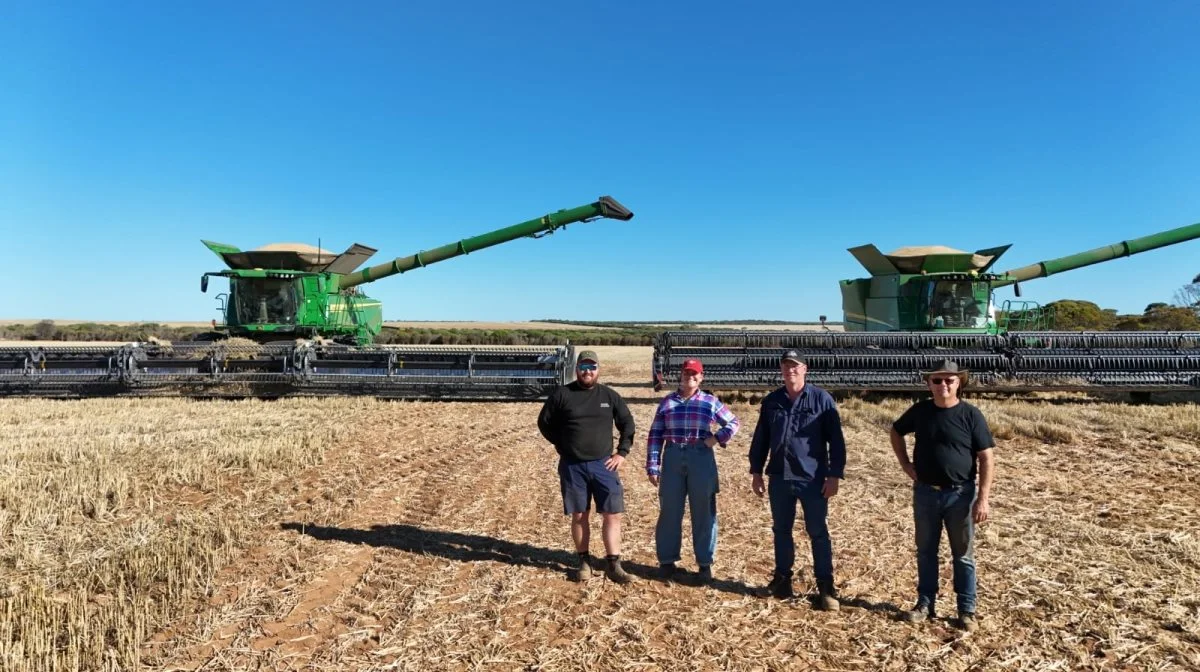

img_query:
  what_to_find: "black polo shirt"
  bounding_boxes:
[892,399,994,486]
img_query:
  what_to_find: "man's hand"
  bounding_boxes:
[647,473,660,487]
[972,497,990,524]
[751,474,765,497]
[901,462,917,482]
[604,454,624,471]
[704,436,718,449]
[822,476,840,499]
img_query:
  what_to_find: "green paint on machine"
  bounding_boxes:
[198,197,634,346]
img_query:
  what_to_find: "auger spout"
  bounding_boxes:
[994,221,1200,289]
[338,196,633,290]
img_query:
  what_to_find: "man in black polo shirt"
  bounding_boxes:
[889,360,995,632]
[537,350,637,584]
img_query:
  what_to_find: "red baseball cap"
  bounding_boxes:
[682,358,704,373]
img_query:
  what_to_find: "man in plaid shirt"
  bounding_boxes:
[646,358,740,584]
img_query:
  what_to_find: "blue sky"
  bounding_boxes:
[3,1,1199,323]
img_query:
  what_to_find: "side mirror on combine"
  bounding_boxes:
[1013,281,1021,297]
[201,275,208,293]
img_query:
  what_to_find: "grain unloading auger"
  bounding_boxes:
[653,221,1200,394]
[1,197,634,400]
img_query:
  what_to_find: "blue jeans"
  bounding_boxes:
[767,477,833,582]
[655,441,719,566]
[913,481,977,614]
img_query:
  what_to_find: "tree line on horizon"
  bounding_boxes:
[5,274,1199,343]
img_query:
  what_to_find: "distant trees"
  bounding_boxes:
[1044,300,1118,330]
[33,320,57,340]
[1045,296,1200,331]
[1174,272,1200,316]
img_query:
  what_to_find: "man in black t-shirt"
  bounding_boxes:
[538,350,637,584]
[889,360,995,632]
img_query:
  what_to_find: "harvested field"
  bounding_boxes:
[1,346,1197,671]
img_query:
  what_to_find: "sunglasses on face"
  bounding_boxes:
[578,363,598,372]
[929,377,956,385]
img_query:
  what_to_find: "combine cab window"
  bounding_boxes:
[925,280,989,329]
[233,278,297,325]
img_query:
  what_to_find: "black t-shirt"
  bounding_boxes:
[892,400,994,486]
[536,381,636,462]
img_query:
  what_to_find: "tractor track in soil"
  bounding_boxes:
[143,403,551,671]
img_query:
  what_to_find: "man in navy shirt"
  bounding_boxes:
[748,349,847,609]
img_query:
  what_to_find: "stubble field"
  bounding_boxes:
[1,346,1198,671]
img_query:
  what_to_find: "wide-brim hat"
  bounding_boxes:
[921,359,969,384]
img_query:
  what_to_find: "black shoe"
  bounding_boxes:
[762,573,793,599]
[658,563,679,583]
[697,565,714,585]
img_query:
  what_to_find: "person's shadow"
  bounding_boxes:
[279,521,761,596]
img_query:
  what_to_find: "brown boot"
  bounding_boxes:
[898,599,934,623]
[605,556,634,584]
[958,612,979,632]
[574,553,593,582]
[816,579,840,611]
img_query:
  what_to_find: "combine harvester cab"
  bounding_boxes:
[652,221,1200,395]
[1,197,634,400]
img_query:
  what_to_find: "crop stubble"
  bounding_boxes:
[0,346,1197,671]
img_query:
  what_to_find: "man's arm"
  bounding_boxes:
[889,426,917,481]
[611,390,636,457]
[974,448,994,523]
[645,400,668,477]
[536,392,558,445]
[970,406,996,522]
[747,405,770,475]
[822,401,846,479]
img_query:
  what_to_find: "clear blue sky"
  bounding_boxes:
[4,1,1199,323]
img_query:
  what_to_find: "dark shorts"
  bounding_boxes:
[558,457,625,514]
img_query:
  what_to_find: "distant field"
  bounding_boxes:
[382,320,618,330]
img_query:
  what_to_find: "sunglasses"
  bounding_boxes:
[577,363,598,371]
[929,377,957,385]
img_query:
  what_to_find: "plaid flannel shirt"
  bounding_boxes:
[645,389,740,476]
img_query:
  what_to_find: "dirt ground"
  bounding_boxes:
[1,346,1198,671]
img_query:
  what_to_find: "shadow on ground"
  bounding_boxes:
[281,521,766,596]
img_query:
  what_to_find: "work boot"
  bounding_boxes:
[658,563,679,583]
[574,553,593,582]
[605,556,633,584]
[697,565,714,585]
[957,612,978,632]
[763,573,793,599]
[815,579,840,611]
[898,599,934,623]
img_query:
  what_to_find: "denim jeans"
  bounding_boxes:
[655,441,719,566]
[767,477,833,582]
[913,481,977,614]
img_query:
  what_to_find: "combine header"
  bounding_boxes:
[653,221,1200,394]
[2,196,634,400]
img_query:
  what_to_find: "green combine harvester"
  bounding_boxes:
[1,196,634,400]
[653,221,1200,393]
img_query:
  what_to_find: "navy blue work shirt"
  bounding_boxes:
[748,383,846,483]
